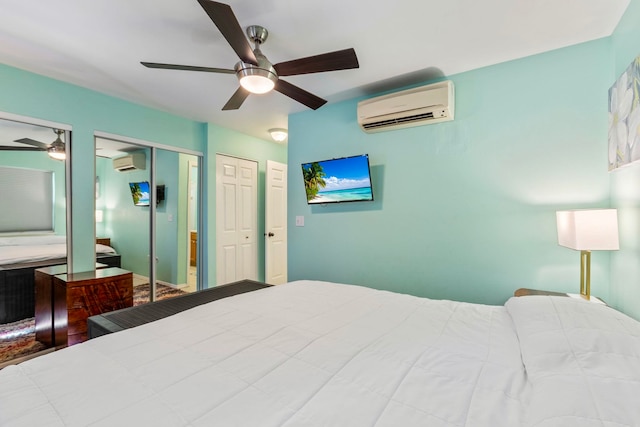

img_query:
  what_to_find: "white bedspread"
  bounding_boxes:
[505,296,640,426]
[0,235,116,265]
[0,281,638,426]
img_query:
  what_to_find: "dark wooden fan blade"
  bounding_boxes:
[274,79,327,110]
[274,48,359,76]
[197,0,258,66]
[222,87,251,110]
[0,145,43,151]
[141,62,235,74]
[14,138,49,149]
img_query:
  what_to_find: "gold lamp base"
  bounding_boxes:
[579,250,591,299]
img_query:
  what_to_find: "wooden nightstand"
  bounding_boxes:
[514,288,606,305]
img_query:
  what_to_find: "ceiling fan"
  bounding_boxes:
[0,129,66,160]
[141,0,359,111]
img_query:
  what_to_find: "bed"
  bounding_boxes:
[0,235,121,324]
[0,280,638,426]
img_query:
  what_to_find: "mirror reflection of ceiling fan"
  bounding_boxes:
[141,0,359,111]
[0,129,66,160]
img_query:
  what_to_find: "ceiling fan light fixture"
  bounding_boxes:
[140,4,359,112]
[47,148,66,160]
[239,74,275,94]
[47,135,66,160]
[269,128,288,142]
[235,58,278,94]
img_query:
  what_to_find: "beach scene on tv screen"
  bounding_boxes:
[302,155,373,204]
[129,181,150,206]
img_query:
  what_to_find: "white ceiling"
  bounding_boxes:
[0,0,630,142]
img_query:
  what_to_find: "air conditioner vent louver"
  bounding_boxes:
[357,81,454,133]
[362,111,435,130]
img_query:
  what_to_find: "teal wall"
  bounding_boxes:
[610,0,640,320]
[288,39,613,306]
[205,124,288,283]
[0,152,66,234]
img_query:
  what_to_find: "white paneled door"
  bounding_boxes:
[265,160,287,285]
[215,154,258,285]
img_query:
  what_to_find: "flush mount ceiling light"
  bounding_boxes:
[269,128,288,142]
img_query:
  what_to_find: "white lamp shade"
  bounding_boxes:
[556,209,619,250]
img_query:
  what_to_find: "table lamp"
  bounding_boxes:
[556,209,619,299]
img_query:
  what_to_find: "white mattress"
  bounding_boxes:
[0,280,638,426]
[0,235,116,265]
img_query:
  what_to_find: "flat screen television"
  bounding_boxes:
[129,181,165,206]
[301,154,374,204]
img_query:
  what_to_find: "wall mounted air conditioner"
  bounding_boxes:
[357,80,454,133]
[113,153,146,172]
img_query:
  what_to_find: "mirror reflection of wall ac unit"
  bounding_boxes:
[357,80,455,133]
[113,153,146,172]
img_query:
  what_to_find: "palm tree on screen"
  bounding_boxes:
[130,183,143,205]
[303,162,326,201]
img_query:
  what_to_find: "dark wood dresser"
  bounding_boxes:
[35,262,109,346]
[52,267,133,346]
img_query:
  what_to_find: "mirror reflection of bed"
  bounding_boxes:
[0,236,122,323]
[0,117,73,363]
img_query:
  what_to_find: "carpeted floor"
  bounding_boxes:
[0,284,187,364]
[0,317,47,363]
[132,283,188,305]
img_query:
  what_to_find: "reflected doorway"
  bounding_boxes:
[185,160,198,293]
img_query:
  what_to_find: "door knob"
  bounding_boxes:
[265,232,275,237]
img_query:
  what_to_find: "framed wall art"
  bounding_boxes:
[609,55,640,171]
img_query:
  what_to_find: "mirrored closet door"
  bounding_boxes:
[0,114,70,364]
[95,135,201,304]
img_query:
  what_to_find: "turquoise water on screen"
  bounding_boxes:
[310,187,373,203]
